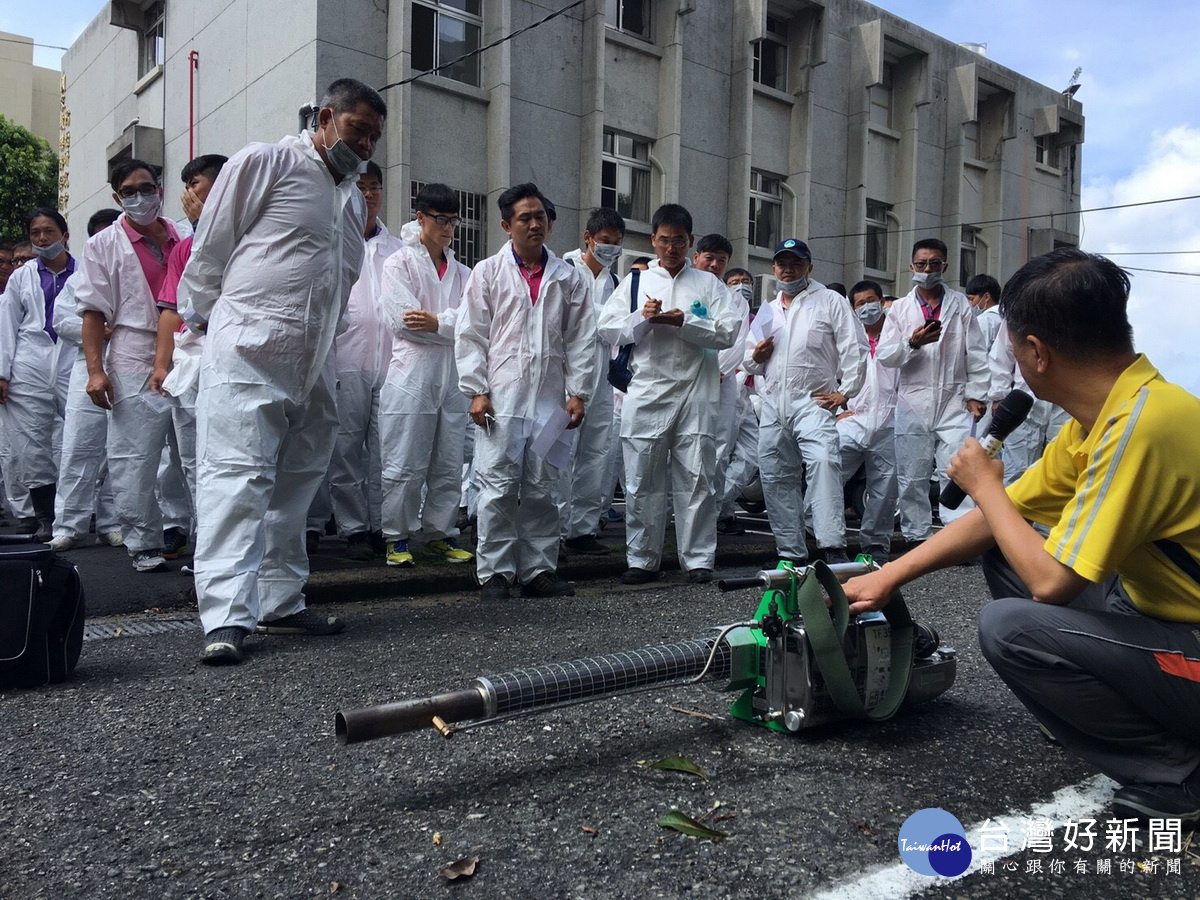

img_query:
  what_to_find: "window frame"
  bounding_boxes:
[864,199,891,274]
[753,14,789,92]
[960,225,979,286]
[748,170,784,251]
[411,0,484,88]
[604,0,651,41]
[601,130,653,225]
[138,2,165,78]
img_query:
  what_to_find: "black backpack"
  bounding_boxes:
[0,536,85,689]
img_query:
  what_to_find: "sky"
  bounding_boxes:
[4,1,1199,391]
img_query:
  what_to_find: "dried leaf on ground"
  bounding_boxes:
[440,855,480,880]
[668,706,722,721]
[648,756,708,781]
[656,810,728,840]
[581,826,598,835]
[432,832,441,845]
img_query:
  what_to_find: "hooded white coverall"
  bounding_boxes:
[51,278,119,539]
[74,216,183,554]
[181,132,366,634]
[598,261,740,573]
[987,327,1070,485]
[743,281,867,560]
[378,221,469,543]
[718,372,760,521]
[560,249,617,541]
[328,220,403,538]
[455,243,595,585]
[713,288,751,521]
[837,328,899,558]
[877,286,988,540]
[0,259,74,491]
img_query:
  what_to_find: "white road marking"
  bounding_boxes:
[810,774,1118,899]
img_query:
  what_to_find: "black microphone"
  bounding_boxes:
[939,389,1035,510]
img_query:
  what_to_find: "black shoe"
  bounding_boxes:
[1111,779,1200,824]
[716,516,745,535]
[563,535,611,555]
[521,571,575,598]
[481,575,511,601]
[306,530,321,555]
[823,548,850,565]
[770,555,808,569]
[368,530,387,555]
[620,567,660,585]
[202,627,248,665]
[341,532,376,561]
[687,568,713,584]
[16,516,40,535]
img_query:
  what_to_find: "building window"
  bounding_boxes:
[960,226,979,285]
[963,121,980,161]
[602,131,652,223]
[868,62,894,129]
[865,200,890,272]
[1035,134,1060,169]
[411,0,482,87]
[605,0,650,40]
[410,181,488,267]
[749,171,783,250]
[753,15,788,92]
[139,2,165,77]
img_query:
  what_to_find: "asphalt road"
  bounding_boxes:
[3,558,1197,898]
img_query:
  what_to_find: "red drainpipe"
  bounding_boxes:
[188,50,200,159]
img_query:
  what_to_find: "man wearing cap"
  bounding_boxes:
[744,239,867,565]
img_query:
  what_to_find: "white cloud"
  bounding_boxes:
[1082,126,1200,393]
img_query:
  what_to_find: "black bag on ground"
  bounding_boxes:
[0,535,85,688]
[607,268,640,393]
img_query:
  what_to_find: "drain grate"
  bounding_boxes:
[84,617,200,642]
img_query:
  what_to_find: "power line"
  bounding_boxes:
[1102,250,1200,256]
[376,0,587,93]
[0,36,68,51]
[1121,266,1200,278]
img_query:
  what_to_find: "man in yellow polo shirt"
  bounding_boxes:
[844,247,1200,825]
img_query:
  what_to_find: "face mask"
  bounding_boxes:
[912,270,944,289]
[121,192,162,226]
[969,304,982,318]
[732,283,754,304]
[591,242,623,267]
[33,241,66,261]
[324,116,367,177]
[856,301,883,325]
[778,276,808,295]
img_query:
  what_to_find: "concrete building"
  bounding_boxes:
[61,0,1083,295]
[0,30,62,147]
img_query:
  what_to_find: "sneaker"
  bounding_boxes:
[386,539,415,568]
[1111,778,1200,824]
[133,550,168,573]
[823,547,850,565]
[162,527,191,560]
[342,532,376,562]
[620,567,660,585]
[716,515,745,535]
[521,571,575,598]
[687,568,714,584]
[605,507,624,523]
[481,575,510,601]
[256,608,345,635]
[563,535,611,555]
[201,627,247,665]
[49,535,81,551]
[427,538,473,563]
[306,530,321,555]
[99,531,125,547]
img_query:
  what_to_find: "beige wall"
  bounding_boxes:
[0,31,60,147]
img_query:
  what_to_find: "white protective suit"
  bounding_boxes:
[742,280,867,560]
[718,371,760,521]
[598,260,740,572]
[74,216,183,554]
[560,249,617,540]
[837,328,899,558]
[0,258,75,491]
[378,221,470,543]
[975,305,1003,349]
[181,132,366,634]
[51,277,119,539]
[987,327,1071,485]
[455,242,595,585]
[713,287,751,521]
[877,285,988,540]
[329,220,403,538]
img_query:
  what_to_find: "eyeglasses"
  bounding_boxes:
[358,184,383,195]
[653,236,689,250]
[911,259,946,271]
[423,214,461,228]
[117,184,159,199]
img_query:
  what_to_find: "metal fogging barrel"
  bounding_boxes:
[336,637,732,744]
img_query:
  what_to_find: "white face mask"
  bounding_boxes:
[731,283,754,304]
[33,241,66,261]
[912,270,944,289]
[121,192,162,226]
[856,301,883,325]
[591,242,623,267]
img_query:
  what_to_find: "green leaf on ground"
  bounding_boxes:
[648,756,709,781]
[656,810,728,840]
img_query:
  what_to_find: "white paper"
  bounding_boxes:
[749,302,780,343]
[530,405,574,470]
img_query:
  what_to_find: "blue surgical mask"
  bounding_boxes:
[732,284,754,304]
[856,301,883,325]
[591,242,623,267]
[324,116,367,177]
[33,241,66,261]
[121,192,162,226]
[912,271,943,289]
[778,276,809,295]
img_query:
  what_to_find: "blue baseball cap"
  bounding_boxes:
[773,238,811,260]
